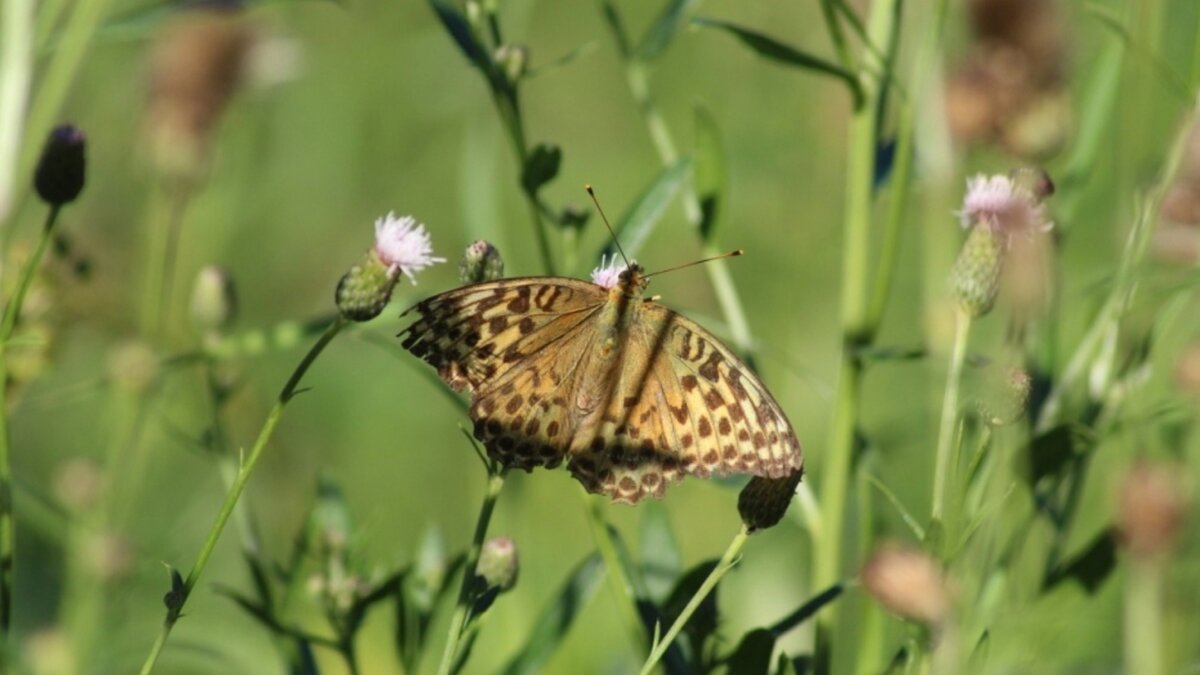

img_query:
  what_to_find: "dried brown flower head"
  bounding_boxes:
[861,543,952,626]
[146,7,253,180]
[1117,461,1189,559]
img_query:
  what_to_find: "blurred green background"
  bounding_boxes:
[4,0,1200,673]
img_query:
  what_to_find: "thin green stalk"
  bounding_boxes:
[0,203,61,633]
[931,310,970,526]
[864,0,950,335]
[622,57,756,363]
[491,80,555,277]
[435,468,507,675]
[1124,559,1164,675]
[637,526,749,675]
[0,0,34,226]
[583,493,648,653]
[137,317,346,675]
[140,184,191,339]
[813,0,898,666]
[817,0,856,75]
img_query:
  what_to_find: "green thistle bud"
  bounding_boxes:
[459,240,504,284]
[108,341,160,395]
[476,536,519,592]
[189,265,237,333]
[336,251,396,322]
[34,125,86,206]
[951,225,1006,318]
[737,468,804,533]
[494,44,529,84]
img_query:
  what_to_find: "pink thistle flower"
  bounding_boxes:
[958,173,1053,237]
[590,254,631,289]
[373,212,446,284]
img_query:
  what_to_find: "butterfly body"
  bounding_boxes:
[400,265,802,504]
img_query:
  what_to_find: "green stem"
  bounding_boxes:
[637,527,749,675]
[137,317,346,675]
[0,204,60,633]
[1124,559,1164,675]
[435,467,506,675]
[493,86,556,277]
[583,493,647,652]
[623,57,757,364]
[140,184,191,340]
[813,0,898,666]
[864,0,950,336]
[931,310,970,526]
[0,0,34,226]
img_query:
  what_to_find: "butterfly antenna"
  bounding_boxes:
[645,249,745,278]
[586,184,630,267]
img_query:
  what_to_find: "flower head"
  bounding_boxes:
[958,173,1052,236]
[374,212,446,284]
[591,254,630,289]
[862,543,952,626]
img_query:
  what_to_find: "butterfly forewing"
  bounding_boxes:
[400,278,605,392]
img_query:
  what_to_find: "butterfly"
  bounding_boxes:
[399,262,803,504]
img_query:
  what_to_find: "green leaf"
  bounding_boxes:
[428,0,488,69]
[662,559,721,654]
[866,475,925,541]
[693,18,861,105]
[724,628,775,674]
[639,502,682,604]
[499,553,606,675]
[1043,527,1117,594]
[599,158,692,261]
[693,104,726,241]
[1020,425,1093,487]
[768,583,845,637]
[854,344,928,363]
[599,0,633,58]
[637,0,699,62]
[521,144,562,194]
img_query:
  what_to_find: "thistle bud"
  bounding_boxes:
[107,341,160,395]
[861,544,951,626]
[189,265,238,332]
[52,458,106,513]
[34,125,86,206]
[494,44,529,83]
[1117,461,1189,560]
[459,240,504,284]
[476,536,519,592]
[951,225,1006,317]
[738,468,804,533]
[335,251,394,322]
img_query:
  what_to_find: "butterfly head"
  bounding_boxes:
[616,263,649,297]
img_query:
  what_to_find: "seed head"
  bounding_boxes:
[1117,461,1189,560]
[861,543,952,627]
[738,469,804,532]
[34,125,86,206]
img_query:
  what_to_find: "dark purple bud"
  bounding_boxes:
[34,125,86,206]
